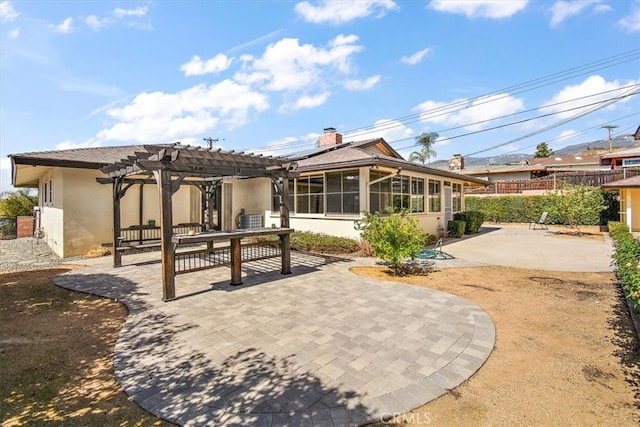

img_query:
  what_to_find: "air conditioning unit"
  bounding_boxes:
[239,214,263,229]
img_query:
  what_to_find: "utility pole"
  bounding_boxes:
[602,125,618,153]
[203,137,222,150]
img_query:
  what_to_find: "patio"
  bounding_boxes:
[54,251,495,426]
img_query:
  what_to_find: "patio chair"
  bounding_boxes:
[529,212,549,230]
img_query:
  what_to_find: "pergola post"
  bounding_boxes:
[156,169,176,301]
[280,176,292,275]
[112,178,123,267]
[112,177,133,267]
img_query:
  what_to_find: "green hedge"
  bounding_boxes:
[454,211,485,234]
[447,220,466,238]
[466,191,615,226]
[608,221,640,310]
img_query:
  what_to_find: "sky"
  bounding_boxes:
[1,0,639,192]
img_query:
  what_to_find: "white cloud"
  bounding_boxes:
[53,17,73,34]
[280,92,331,112]
[85,15,108,30]
[113,6,148,18]
[228,29,284,54]
[549,0,601,26]
[346,119,414,143]
[96,80,269,143]
[401,48,431,65]
[540,75,640,119]
[85,5,150,31]
[344,75,380,91]
[234,35,363,92]
[7,27,19,39]
[414,94,525,131]
[593,4,612,13]
[618,8,640,32]
[295,0,397,24]
[0,1,18,23]
[429,0,528,19]
[180,54,233,76]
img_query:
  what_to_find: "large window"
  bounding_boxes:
[452,183,462,212]
[369,171,424,213]
[296,174,324,214]
[428,179,441,212]
[327,170,359,214]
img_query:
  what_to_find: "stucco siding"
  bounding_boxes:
[61,169,113,257]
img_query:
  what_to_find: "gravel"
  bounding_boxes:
[0,238,85,272]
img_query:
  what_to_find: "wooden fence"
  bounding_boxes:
[466,169,640,195]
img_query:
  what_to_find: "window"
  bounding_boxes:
[326,170,359,214]
[452,183,462,212]
[271,178,295,212]
[370,170,391,213]
[369,170,424,213]
[428,179,441,212]
[296,174,324,214]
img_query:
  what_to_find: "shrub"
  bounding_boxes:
[545,184,605,234]
[447,220,466,238]
[608,221,640,310]
[355,208,426,275]
[290,231,359,254]
[0,190,38,217]
[454,211,485,234]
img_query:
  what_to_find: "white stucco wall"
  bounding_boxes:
[230,178,272,229]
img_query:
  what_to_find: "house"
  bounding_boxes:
[600,147,640,170]
[10,145,201,258]
[10,128,486,257]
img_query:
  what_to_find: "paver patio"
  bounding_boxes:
[55,251,495,426]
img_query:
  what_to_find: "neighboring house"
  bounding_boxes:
[600,147,640,170]
[603,175,640,231]
[11,128,486,257]
[458,155,604,183]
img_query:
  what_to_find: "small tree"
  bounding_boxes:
[534,142,554,158]
[355,207,426,275]
[544,184,606,235]
[0,190,38,217]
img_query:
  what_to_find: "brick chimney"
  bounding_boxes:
[318,127,343,147]
[449,154,464,171]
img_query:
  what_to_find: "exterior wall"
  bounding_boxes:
[231,178,272,229]
[621,188,640,232]
[264,166,468,239]
[61,168,113,257]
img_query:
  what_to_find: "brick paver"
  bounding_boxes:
[54,252,495,426]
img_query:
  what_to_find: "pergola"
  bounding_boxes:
[98,143,298,301]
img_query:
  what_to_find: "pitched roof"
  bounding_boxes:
[603,175,640,189]
[295,139,488,185]
[11,144,154,169]
[528,154,600,167]
[600,146,640,159]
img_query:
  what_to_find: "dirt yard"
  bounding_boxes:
[0,268,174,426]
[351,265,640,426]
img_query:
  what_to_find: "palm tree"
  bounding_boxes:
[408,148,429,164]
[409,132,438,164]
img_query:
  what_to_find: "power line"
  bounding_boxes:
[247,48,640,154]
